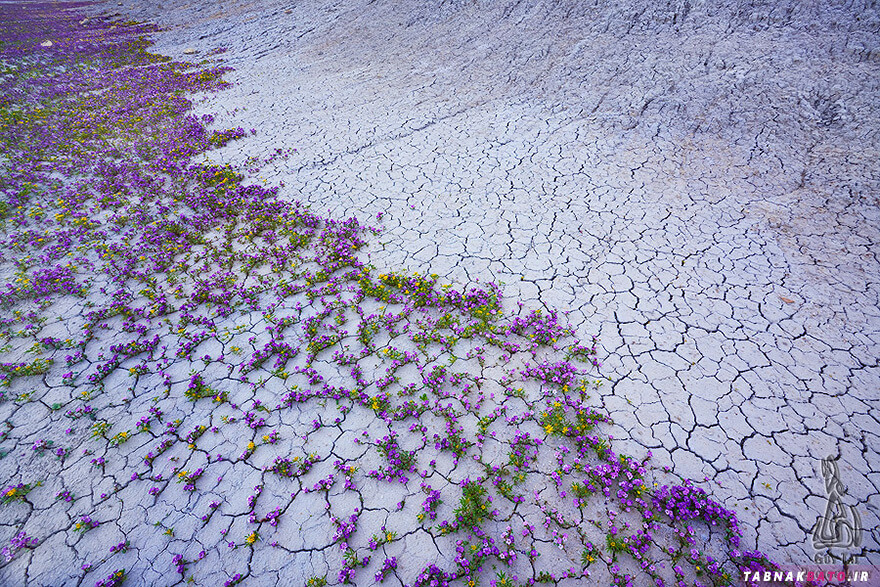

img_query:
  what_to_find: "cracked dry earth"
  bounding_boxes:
[0,0,879,586]
[116,0,880,563]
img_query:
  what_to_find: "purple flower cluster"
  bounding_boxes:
[74,515,99,533]
[652,480,742,547]
[519,359,580,389]
[2,531,38,562]
[367,432,417,483]
[94,569,126,587]
[375,556,398,582]
[419,483,443,522]
[331,510,360,549]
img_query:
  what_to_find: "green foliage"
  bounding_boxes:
[606,532,631,560]
[581,543,599,567]
[452,480,491,531]
[91,420,112,439]
[1,481,40,505]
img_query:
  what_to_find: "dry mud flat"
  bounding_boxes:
[0,0,877,585]
[110,0,880,562]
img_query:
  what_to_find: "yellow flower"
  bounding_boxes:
[246,532,258,545]
[247,442,255,451]
[6,489,16,497]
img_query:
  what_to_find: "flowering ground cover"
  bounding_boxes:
[0,2,793,586]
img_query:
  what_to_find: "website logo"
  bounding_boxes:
[812,456,862,564]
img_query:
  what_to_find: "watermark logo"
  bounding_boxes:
[741,567,877,585]
[738,457,875,585]
[812,456,862,563]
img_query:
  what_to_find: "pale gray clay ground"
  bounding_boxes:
[7,0,880,584]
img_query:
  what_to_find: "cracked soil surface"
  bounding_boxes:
[1,0,879,585]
